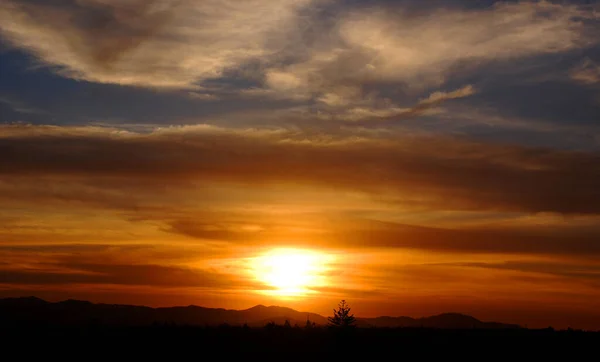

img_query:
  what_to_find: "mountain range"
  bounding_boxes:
[0,297,520,329]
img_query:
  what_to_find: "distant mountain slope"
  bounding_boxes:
[360,313,520,329]
[0,297,519,329]
[0,297,327,327]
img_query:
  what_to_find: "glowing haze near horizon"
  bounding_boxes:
[1,0,600,330]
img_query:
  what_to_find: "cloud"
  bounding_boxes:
[571,58,600,85]
[0,0,596,106]
[307,286,386,299]
[0,255,262,289]
[164,219,271,242]
[441,261,600,284]
[0,96,46,115]
[419,85,476,106]
[187,92,220,101]
[1,124,600,216]
[0,0,314,88]
[329,219,600,256]
[163,215,600,257]
[299,84,474,123]
[335,1,597,85]
[251,1,598,106]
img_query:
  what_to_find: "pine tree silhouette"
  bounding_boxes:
[328,300,356,328]
[305,315,313,329]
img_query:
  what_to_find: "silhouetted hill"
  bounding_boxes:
[0,297,518,329]
[0,297,327,327]
[360,312,520,329]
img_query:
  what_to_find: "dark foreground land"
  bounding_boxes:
[1,298,599,359]
[3,324,599,359]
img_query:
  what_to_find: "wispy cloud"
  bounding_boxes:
[571,58,600,85]
[0,96,46,115]
[419,85,476,106]
[252,1,598,106]
[336,1,597,84]
[0,1,596,108]
[0,0,315,88]
[442,261,600,283]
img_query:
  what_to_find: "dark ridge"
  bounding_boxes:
[0,297,519,329]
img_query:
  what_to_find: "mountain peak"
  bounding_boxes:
[244,304,294,312]
[58,299,93,306]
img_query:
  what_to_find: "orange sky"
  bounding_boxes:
[1,125,600,330]
[1,0,600,331]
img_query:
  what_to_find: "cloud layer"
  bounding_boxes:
[2,124,599,214]
[0,0,597,108]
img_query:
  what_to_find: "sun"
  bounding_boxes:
[252,248,332,297]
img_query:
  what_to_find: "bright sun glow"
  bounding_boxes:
[252,248,333,297]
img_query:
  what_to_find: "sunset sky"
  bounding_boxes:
[1,0,600,330]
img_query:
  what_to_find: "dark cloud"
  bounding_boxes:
[160,215,600,257]
[0,244,148,254]
[0,260,261,289]
[164,219,270,242]
[1,126,600,215]
[328,219,600,257]
[439,261,600,283]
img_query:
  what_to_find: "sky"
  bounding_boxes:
[1,0,600,330]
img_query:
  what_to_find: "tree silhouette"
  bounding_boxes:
[305,316,316,329]
[328,300,356,328]
[305,316,312,329]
